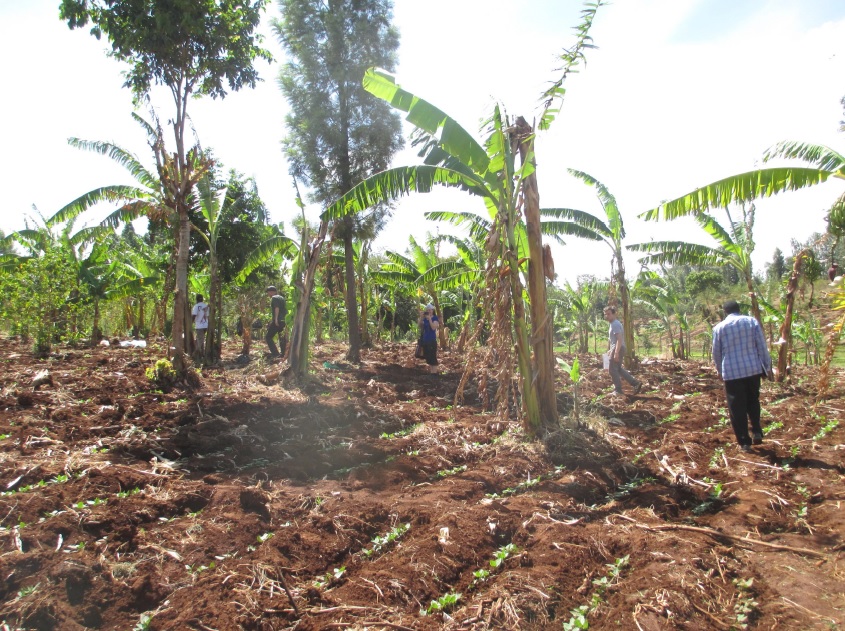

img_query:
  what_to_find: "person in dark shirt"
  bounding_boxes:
[265,286,287,359]
[418,303,440,374]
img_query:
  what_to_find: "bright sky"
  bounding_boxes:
[2,0,845,285]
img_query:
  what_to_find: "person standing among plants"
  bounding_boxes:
[604,306,642,397]
[191,294,209,359]
[419,303,440,374]
[712,299,772,452]
[265,286,287,359]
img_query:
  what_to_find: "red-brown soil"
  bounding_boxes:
[0,338,843,630]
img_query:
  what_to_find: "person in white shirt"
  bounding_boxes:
[191,294,209,358]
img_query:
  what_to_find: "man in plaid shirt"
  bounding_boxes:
[712,300,773,452]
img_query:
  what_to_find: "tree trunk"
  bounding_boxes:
[617,256,635,367]
[92,299,102,342]
[776,249,810,382]
[289,220,329,377]
[514,116,558,430]
[359,245,371,348]
[171,210,190,373]
[204,252,220,365]
[342,225,361,363]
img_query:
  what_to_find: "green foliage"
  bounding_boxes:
[489,543,518,568]
[813,417,839,440]
[424,591,461,616]
[60,0,272,105]
[732,577,758,629]
[362,522,410,558]
[564,555,630,630]
[686,269,724,295]
[146,359,176,390]
[0,241,82,354]
[436,465,467,478]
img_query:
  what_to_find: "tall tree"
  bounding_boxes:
[274,0,403,364]
[60,0,272,373]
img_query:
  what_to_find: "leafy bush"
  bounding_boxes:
[146,358,176,390]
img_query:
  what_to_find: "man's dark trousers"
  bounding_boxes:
[266,323,286,357]
[724,374,763,446]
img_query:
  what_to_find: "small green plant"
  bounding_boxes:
[563,604,590,630]
[658,413,680,425]
[813,418,839,441]
[490,543,518,568]
[257,532,274,543]
[709,447,725,468]
[0,433,9,441]
[146,358,176,390]
[607,477,654,502]
[556,357,582,424]
[424,591,461,615]
[186,561,215,574]
[117,487,141,499]
[379,424,419,439]
[134,613,153,631]
[732,577,758,629]
[762,420,783,435]
[436,464,467,478]
[362,522,410,558]
[313,566,346,589]
[704,415,731,433]
[631,448,651,464]
[564,556,630,630]
[17,583,40,599]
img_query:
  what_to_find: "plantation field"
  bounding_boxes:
[0,338,843,630]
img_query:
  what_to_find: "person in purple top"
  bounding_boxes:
[418,303,440,374]
[712,300,772,452]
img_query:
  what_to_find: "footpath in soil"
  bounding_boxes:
[0,338,843,630]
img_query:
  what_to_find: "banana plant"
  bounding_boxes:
[323,71,554,431]
[544,170,635,364]
[630,203,763,326]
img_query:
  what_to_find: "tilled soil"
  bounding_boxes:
[0,338,842,630]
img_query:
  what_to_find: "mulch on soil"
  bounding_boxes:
[0,338,842,630]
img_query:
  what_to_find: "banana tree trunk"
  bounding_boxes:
[776,249,810,382]
[204,252,220,365]
[289,220,329,377]
[514,119,558,429]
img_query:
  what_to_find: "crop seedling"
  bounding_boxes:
[423,592,461,616]
[658,413,680,425]
[134,613,152,631]
[379,424,419,439]
[564,556,630,630]
[813,418,839,441]
[556,357,582,424]
[313,566,346,589]
[17,583,40,599]
[257,532,274,543]
[490,543,518,568]
[607,477,654,502]
[732,577,758,629]
[762,420,783,435]
[631,448,651,464]
[709,447,725,468]
[362,522,410,558]
[436,464,467,478]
